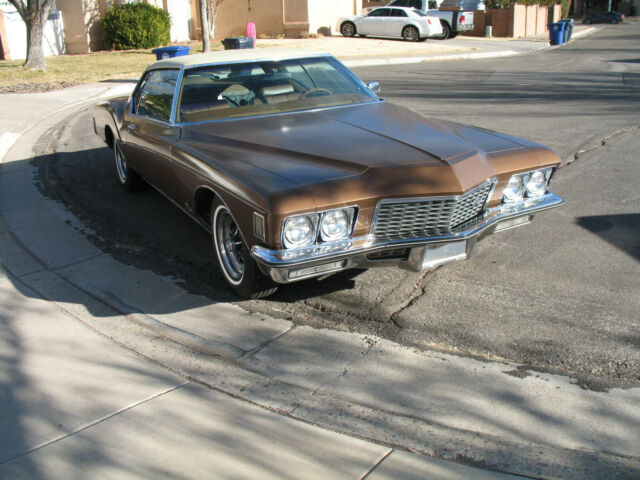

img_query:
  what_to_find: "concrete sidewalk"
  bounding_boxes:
[3,27,639,479]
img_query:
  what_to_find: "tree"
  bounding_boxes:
[207,0,225,42]
[7,0,56,70]
[199,0,211,52]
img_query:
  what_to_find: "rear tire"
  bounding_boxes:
[341,21,356,37]
[211,199,278,299]
[113,139,145,192]
[436,21,451,40]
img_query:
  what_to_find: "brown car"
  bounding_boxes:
[93,48,563,298]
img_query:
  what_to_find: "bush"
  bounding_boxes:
[103,3,170,50]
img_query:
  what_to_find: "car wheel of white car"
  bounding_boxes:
[402,25,420,42]
[113,139,145,192]
[211,199,278,299]
[341,22,356,37]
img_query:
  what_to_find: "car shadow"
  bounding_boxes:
[576,214,640,261]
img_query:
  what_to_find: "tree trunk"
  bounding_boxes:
[8,0,56,70]
[199,0,210,53]
[23,13,46,70]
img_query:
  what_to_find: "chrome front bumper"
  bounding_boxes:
[252,193,563,284]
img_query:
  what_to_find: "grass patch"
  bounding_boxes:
[0,42,222,91]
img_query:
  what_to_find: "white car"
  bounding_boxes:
[337,6,443,42]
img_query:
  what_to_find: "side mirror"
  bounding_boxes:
[367,81,381,94]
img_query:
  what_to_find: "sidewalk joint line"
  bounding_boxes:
[237,325,296,362]
[360,448,393,480]
[0,381,190,466]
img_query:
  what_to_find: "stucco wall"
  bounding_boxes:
[208,0,285,40]
[56,0,110,53]
[307,0,361,35]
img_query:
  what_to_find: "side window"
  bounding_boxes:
[134,69,179,122]
[390,9,409,16]
[368,8,390,17]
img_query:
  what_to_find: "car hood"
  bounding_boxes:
[181,101,553,210]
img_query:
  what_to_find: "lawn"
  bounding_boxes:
[0,42,218,93]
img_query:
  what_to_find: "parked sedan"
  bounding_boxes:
[93,49,563,299]
[338,6,443,41]
[584,11,625,24]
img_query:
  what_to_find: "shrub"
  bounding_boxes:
[103,3,171,50]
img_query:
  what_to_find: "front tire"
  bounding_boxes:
[211,199,277,299]
[341,21,356,37]
[113,139,144,192]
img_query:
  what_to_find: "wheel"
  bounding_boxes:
[402,25,420,42]
[211,199,278,299]
[611,19,618,24]
[302,88,332,97]
[436,21,451,40]
[341,21,356,37]
[584,19,591,24]
[113,139,144,192]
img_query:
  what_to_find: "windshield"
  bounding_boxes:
[178,56,377,123]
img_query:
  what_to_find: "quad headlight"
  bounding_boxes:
[502,168,554,204]
[282,207,355,249]
[283,215,315,247]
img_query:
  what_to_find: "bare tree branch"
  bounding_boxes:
[6,0,28,22]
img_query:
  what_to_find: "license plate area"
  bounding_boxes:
[406,240,468,271]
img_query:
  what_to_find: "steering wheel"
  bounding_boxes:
[302,88,332,98]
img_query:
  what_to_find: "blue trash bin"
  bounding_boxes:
[151,46,191,61]
[559,18,573,42]
[548,22,565,46]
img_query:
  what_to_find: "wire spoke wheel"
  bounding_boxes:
[215,208,245,284]
[114,141,128,184]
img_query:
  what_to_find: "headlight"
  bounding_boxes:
[320,209,350,241]
[283,215,316,248]
[526,170,547,197]
[503,174,526,203]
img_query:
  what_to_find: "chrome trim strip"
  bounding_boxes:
[252,192,563,271]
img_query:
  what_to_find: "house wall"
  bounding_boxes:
[203,0,286,40]
[308,0,362,35]
[56,0,110,53]
[0,10,10,60]
[465,4,552,38]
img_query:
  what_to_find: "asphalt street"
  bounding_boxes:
[36,24,640,390]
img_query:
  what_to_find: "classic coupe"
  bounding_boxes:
[93,49,563,298]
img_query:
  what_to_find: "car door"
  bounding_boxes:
[357,8,391,36]
[387,8,410,37]
[122,68,184,200]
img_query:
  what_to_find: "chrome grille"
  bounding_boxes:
[372,181,495,242]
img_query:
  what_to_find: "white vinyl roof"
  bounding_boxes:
[146,48,330,71]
